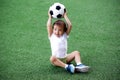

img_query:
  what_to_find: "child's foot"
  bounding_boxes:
[75,64,90,72]
[66,64,75,74]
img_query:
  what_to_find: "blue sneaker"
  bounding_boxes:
[66,64,75,74]
[75,64,90,72]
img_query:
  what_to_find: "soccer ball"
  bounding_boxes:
[49,2,66,18]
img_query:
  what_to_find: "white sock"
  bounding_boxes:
[65,64,68,69]
[77,62,82,65]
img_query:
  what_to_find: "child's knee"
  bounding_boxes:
[50,56,57,63]
[74,51,80,56]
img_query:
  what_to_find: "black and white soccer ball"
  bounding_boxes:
[49,2,66,18]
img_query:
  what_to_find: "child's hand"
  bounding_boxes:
[48,10,52,18]
[63,12,67,18]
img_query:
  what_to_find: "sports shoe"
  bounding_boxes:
[75,64,90,72]
[66,64,75,74]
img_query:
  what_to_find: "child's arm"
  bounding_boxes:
[47,11,53,37]
[64,12,72,35]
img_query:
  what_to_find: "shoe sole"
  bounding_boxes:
[75,66,90,72]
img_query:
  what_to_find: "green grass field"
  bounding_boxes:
[0,0,120,80]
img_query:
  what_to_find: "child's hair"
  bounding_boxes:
[53,20,67,32]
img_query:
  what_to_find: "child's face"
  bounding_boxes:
[53,24,64,37]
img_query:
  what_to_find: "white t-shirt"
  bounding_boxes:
[49,33,68,58]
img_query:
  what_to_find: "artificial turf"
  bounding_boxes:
[0,0,120,80]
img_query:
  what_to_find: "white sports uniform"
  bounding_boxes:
[49,33,68,58]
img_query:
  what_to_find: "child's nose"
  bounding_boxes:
[56,30,59,34]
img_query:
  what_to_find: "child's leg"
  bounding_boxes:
[50,56,75,73]
[66,51,82,65]
[50,56,66,68]
[66,51,90,72]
